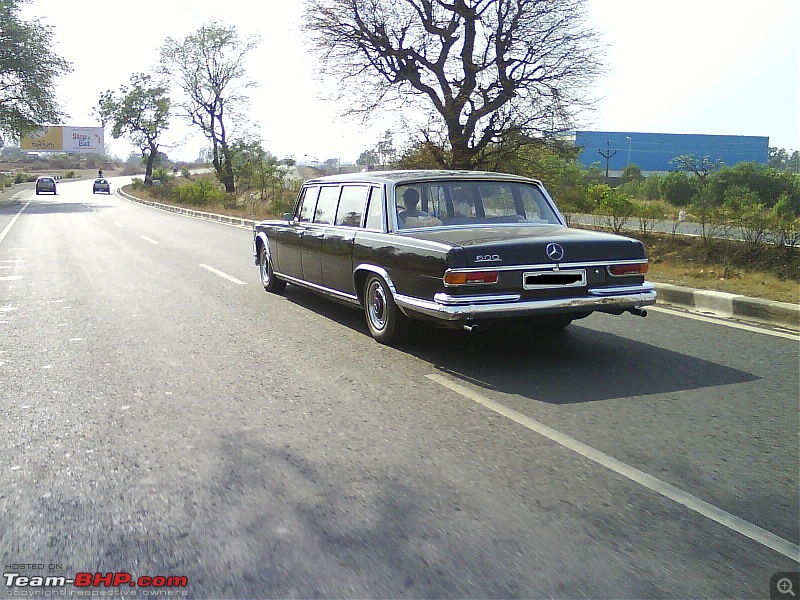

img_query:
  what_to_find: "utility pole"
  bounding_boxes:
[599,141,617,185]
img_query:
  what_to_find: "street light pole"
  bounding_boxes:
[626,136,632,166]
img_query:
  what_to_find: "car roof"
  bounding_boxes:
[37,176,55,180]
[302,169,543,187]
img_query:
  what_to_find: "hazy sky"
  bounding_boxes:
[20,0,800,163]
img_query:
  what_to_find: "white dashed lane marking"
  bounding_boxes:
[199,264,246,285]
[141,235,159,244]
[427,373,800,562]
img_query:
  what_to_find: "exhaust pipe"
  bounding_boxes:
[628,307,648,317]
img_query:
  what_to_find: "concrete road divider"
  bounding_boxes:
[654,282,799,330]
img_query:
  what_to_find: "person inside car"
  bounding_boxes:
[398,189,428,223]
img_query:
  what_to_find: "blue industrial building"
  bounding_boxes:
[574,131,769,175]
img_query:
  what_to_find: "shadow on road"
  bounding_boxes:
[280,286,759,404]
[20,200,114,214]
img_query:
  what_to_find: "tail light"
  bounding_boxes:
[608,263,648,276]
[444,270,499,285]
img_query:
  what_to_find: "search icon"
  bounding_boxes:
[772,573,800,599]
[778,578,796,597]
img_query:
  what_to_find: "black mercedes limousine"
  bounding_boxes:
[253,170,656,343]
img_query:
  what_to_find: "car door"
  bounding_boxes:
[271,185,319,280]
[301,184,340,286]
[320,184,372,296]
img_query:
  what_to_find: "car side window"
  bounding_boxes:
[364,187,384,231]
[313,186,340,225]
[335,185,369,227]
[297,186,320,222]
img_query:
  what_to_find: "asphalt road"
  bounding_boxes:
[1,178,798,599]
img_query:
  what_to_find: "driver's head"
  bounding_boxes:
[402,188,420,208]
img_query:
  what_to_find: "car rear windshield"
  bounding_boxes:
[395,180,561,229]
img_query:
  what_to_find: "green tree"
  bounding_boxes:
[159,23,260,194]
[375,130,396,167]
[619,163,644,185]
[304,0,602,170]
[708,162,799,209]
[769,147,790,170]
[230,139,296,215]
[0,0,71,141]
[661,171,696,206]
[669,154,724,186]
[97,74,170,184]
[356,149,379,169]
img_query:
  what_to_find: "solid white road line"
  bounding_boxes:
[427,373,800,562]
[0,200,31,246]
[140,235,159,244]
[649,305,799,341]
[199,264,246,285]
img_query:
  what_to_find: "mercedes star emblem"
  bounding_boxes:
[546,243,565,261]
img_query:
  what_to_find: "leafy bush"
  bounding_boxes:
[152,167,172,185]
[130,178,145,191]
[176,179,227,206]
[591,184,635,233]
[661,171,697,206]
[64,171,75,179]
[635,201,668,235]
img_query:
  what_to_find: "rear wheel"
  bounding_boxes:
[363,274,411,344]
[258,244,286,293]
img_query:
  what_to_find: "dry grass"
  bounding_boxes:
[648,262,798,303]
[615,230,799,304]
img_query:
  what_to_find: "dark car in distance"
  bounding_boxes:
[93,178,111,194]
[35,176,57,195]
[253,170,657,344]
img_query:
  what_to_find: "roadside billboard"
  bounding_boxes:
[20,126,105,154]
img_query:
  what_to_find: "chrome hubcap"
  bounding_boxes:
[260,250,270,284]
[368,281,387,330]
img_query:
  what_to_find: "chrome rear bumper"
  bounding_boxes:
[395,283,657,321]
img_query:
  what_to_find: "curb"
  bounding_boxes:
[117,187,800,332]
[117,187,257,229]
[653,283,799,330]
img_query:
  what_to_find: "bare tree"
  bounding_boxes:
[158,23,260,193]
[304,0,602,170]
